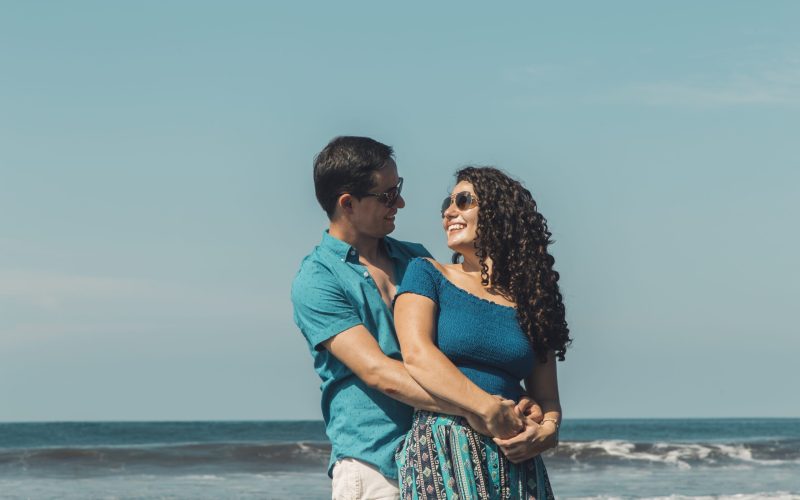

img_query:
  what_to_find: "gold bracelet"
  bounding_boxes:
[541,418,560,430]
[541,418,560,445]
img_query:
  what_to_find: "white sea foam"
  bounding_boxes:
[639,493,800,500]
[709,443,795,466]
[179,474,226,481]
[562,440,695,468]
[569,493,800,500]
[557,439,794,469]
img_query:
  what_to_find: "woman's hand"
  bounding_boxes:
[515,395,543,423]
[492,417,558,463]
[480,398,524,439]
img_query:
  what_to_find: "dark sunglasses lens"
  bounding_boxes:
[455,192,472,210]
[385,179,402,207]
[441,196,452,215]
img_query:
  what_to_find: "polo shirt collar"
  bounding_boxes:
[321,230,399,262]
[321,230,354,261]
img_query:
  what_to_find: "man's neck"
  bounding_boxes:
[329,223,384,262]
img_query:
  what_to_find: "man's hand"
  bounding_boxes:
[492,417,558,464]
[464,412,492,436]
[467,396,522,437]
[515,395,543,423]
[480,398,524,439]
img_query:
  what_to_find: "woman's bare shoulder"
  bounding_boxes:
[419,258,464,281]
[418,257,447,273]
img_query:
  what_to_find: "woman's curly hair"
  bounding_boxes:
[452,166,571,363]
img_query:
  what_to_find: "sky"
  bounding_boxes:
[1,1,798,421]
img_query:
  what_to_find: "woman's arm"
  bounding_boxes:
[394,292,523,439]
[493,351,561,462]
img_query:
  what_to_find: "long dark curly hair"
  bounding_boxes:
[452,166,571,363]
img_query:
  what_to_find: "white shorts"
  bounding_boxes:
[331,457,399,500]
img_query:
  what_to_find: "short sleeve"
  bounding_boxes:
[405,242,433,259]
[395,258,440,305]
[291,262,362,351]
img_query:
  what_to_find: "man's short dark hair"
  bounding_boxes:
[313,136,395,218]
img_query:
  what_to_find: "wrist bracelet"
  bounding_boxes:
[541,418,560,445]
[541,418,560,430]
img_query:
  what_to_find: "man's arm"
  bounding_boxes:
[292,260,465,415]
[394,291,524,439]
[322,324,469,415]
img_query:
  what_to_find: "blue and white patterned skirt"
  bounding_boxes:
[396,410,554,500]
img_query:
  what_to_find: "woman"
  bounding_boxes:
[394,166,571,499]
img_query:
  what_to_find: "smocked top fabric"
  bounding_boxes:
[395,258,535,399]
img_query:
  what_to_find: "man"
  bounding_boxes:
[291,136,537,499]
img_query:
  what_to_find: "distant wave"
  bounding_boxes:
[0,441,331,475]
[1,438,798,476]
[549,438,800,469]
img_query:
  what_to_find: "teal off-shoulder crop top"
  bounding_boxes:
[395,258,535,400]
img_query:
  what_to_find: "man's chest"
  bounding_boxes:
[361,261,397,309]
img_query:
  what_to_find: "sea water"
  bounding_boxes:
[0,419,798,499]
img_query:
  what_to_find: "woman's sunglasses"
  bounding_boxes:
[441,191,479,217]
[357,178,403,207]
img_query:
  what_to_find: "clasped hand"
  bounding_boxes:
[465,396,557,464]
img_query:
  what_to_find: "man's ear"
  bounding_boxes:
[338,193,354,212]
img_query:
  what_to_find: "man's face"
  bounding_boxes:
[350,159,405,238]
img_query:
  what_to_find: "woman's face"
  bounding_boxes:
[441,180,479,253]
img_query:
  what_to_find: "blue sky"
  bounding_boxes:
[1,1,798,421]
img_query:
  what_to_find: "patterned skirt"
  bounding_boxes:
[396,411,554,500]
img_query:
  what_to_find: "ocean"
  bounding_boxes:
[0,419,797,499]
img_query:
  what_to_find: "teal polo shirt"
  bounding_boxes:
[291,231,431,479]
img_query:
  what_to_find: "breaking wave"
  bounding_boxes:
[550,438,800,469]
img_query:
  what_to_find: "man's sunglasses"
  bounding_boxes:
[441,191,479,217]
[356,178,403,207]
